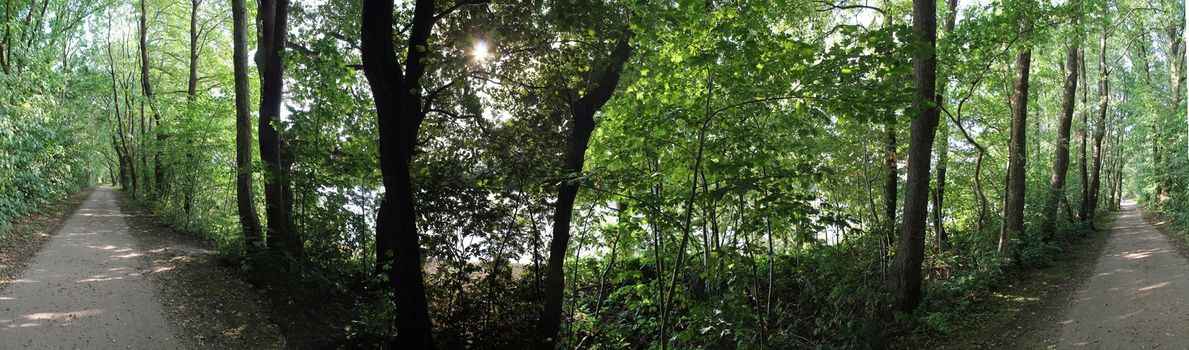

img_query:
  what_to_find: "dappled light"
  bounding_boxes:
[0,0,1185,348]
[1,188,180,348]
[1056,203,1189,347]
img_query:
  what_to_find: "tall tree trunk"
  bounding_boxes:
[1089,29,1108,222]
[1168,23,1185,180]
[232,0,263,254]
[1111,122,1124,208]
[537,33,633,350]
[881,120,897,254]
[257,0,301,271]
[189,0,200,98]
[139,0,165,197]
[888,0,938,313]
[184,0,201,220]
[107,39,137,194]
[932,129,948,252]
[1003,40,1032,261]
[1042,45,1079,240]
[931,0,958,253]
[359,0,440,347]
[1078,47,1091,223]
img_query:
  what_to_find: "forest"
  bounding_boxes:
[0,0,1186,348]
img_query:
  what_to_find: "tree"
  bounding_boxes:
[882,119,898,252]
[257,0,301,271]
[1003,37,1032,258]
[232,0,263,253]
[1079,46,1091,222]
[888,0,939,313]
[1042,41,1080,239]
[1088,28,1109,222]
[537,31,633,350]
[359,0,446,347]
[932,0,959,252]
[138,0,164,195]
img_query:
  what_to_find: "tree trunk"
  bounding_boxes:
[882,120,897,253]
[537,33,633,350]
[184,0,201,220]
[232,0,263,253]
[1111,122,1124,208]
[359,0,440,347]
[1042,45,1079,240]
[888,0,938,313]
[1089,29,1108,222]
[931,0,958,253]
[1078,48,1091,224]
[257,0,301,271]
[932,121,947,253]
[107,39,137,194]
[140,0,164,197]
[1167,23,1185,179]
[1003,44,1032,261]
[188,0,200,98]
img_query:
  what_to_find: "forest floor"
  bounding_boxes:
[0,188,92,293]
[945,202,1189,348]
[0,187,283,349]
[116,190,354,349]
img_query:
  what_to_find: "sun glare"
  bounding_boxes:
[474,40,490,62]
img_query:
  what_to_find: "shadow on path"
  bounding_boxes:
[0,187,180,349]
[1056,201,1189,348]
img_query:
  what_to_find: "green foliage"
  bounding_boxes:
[0,52,104,238]
[4,0,1185,348]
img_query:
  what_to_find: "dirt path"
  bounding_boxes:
[0,187,181,349]
[1056,201,1189,348]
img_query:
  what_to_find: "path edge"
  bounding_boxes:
[0,187,96,292]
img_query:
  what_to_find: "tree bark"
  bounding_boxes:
[138,0,165,197]
[888,0,938,313]
[184,0,201,220]
[1003,14,1033,259]
[1167,23,1185,182]
[1042,45,1079,240]
[882,120,897,252]
[1110,119,1124,209]
[107,39,137,194]
[257,0,301,271]
[359,0,442,347]
[137,0,157,195]
[232,0,263,253]
[537,33,633,350]
[1078,47,1091,223]
[1089,29,1108,222]
[931,0,958,253]
[189,0,200,98]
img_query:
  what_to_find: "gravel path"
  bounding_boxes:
[1056,201,1189,348]
[0,187,181,349]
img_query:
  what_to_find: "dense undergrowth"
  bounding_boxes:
[0,76,102,238]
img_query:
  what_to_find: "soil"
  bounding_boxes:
[1053,202,1189,347]
[935,211,1114,349]
[950,202,1189,348]
[116,190,355,349]
[0,187,285,349]
[0,188,92,291]
[1141,207,1189,261]
[115,190,285,349]
[0,187,182,348]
